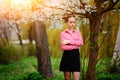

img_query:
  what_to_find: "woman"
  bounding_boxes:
[59,14,83,80]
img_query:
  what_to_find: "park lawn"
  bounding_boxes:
[0,56,64,80]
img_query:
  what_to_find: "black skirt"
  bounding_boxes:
[59,49,80,72]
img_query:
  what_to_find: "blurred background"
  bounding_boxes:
[0,0,120,80]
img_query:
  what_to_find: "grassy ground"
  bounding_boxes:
[0,56,64,80]
[0,56,120,80]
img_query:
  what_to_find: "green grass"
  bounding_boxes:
[51,58,64,80]
[0,56,120,80]
[0,56,64,80]
[0,56,37,80]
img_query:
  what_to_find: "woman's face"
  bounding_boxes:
[66,17,75,30]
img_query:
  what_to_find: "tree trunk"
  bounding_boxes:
[85,12,101,80]
[34,21,53,78]
[17,32,23,45]
[28,25,33,44]
[15,23,23,46]
[111,22,120,72]
[3,27,9,43]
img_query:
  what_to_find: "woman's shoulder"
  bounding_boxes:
[74,29,80,33]
[61,29,68,33]
[60,30,65,35]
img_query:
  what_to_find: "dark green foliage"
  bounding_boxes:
[27,44,36,56]
[109,65,119,74]
[96,58,120,80]
[0,56,120,80]
[96,58,119,74]
[108,61,119,73]
[97,73,120,80]
[0,44,22,64]
[0,56,37,80]
[21,72,44,80]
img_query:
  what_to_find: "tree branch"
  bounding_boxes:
[42,3,86,16]
[79,0,85,9]
[101,0,119,14]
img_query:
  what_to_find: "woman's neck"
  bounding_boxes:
[67,28,73,33]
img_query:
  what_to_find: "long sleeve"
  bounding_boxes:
[60,30,83,51]
[70,31,83,46]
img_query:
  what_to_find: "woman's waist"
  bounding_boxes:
[64,49,79,52]
[61,44,79,50]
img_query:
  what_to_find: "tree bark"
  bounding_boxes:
[15,23,23,46]
[28,25,33,44]
[85,12,101,80]
[34,21,53,78]
[111,23,120,72]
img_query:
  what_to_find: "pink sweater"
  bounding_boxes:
[60,29,83,50]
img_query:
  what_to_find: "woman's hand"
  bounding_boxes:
[61,40,70,45]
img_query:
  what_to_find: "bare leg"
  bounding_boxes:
[64,71,71,80]
[72,72,80,80]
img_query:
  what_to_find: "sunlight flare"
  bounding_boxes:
[11,0,30,5]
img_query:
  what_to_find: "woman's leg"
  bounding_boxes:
[64,71,71,80]
[72,72,80,80]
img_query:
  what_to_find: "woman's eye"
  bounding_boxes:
[70,21,75,23]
